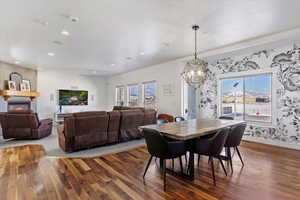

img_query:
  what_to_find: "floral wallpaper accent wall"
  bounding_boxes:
[199,44,300,146]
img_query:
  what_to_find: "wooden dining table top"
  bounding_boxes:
[140,118,246,140]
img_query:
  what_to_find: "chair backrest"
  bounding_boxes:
[64,112,109,137]
[219,116,234,120]
[175,116,185,122]
[225,123,247,147]
[157,119,168,124]
[143,109,157,125]
[143,128,168,158]
[158,114,174,122]
[107,111,121,132]
[209,128,229,155]
[0,110,40,139]
[6,110,39,129]
[107,111,121,143]
[120,110,144,129]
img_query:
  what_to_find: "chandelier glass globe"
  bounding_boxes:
[182,58,208,87]
[181,25,208,87]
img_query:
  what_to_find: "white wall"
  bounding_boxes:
[107,60,185,116]
[106,39,300,150]
[37,70,107,119]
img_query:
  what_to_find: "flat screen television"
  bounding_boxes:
[58,90,88,105]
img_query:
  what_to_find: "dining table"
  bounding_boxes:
[140,118,246,180]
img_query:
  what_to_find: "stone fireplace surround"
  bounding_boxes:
[0,97,37,112]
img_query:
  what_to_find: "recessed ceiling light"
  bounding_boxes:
[48,52,55,56]
[14,60,20,64]
[163,42,170,47]
[71,17,79,22]
[33,19,49,26]
[61,30,70,36]
[111,63,116,66]
[140,52,145,55]
[53,40,63,45]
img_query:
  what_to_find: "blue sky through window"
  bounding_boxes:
[129,85,139,96]
[222,74,271,95]
[145,83,155,97]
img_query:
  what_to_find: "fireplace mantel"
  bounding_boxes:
[0,90,40,101]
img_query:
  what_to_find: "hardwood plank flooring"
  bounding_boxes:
[0,141,300,200]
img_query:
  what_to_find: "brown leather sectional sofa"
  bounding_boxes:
[57,107,157,152]
[0,110,53,139]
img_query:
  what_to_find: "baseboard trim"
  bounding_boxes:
[243,136,300,150]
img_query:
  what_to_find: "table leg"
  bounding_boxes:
[160,158,163,169]
[188,150,195,180]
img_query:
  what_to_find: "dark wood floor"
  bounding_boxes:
[0,141,300,200]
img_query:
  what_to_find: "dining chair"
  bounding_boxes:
[143,128,186,190]
[174,116,185,122]
[157,119,168,124]
[219,116,234,120]
[224,123,247,172]
[157,114,174,122]
[193,128,229,185]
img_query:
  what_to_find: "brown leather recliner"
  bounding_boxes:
[0,110,52,139]
[143,109,157,125]
[107,111,121,143]
[113,106,145,111]
[119,110,144,141]
[57,111,109,152]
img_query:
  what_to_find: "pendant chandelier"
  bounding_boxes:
[181,25,208,87]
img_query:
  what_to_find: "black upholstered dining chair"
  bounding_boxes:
[157,119,168,124]
[143,128,186,190]
[193,128,229,185]
[219,116,234,120]
[224,123,247,172]
[174,116,185,122]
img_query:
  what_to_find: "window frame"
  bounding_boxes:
[115,85,125,106]
[142,81,157,107]
[217,69,275,126]
[127,83,140,107]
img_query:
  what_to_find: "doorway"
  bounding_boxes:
[181,79,198,119]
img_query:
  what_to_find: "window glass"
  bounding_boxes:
[220,74,272,123]
[143,82,156,107]
[128,84,139,106]
[244,74,272,122]
[116,86,125,106]
[221,78,244,120]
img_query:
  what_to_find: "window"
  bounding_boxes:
[115,86,125,106]
[127,84,139,106]
[220,73,272,123]
[143,81,157,107]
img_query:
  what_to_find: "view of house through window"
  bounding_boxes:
[143,81,156,107]
[116,86,125,106]
[220,73,272,123]
[128,84,139,106]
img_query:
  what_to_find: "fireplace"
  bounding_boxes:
[7,101,31,111]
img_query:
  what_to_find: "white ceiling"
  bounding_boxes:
[1,0,300,76]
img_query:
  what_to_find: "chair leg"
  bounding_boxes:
[217,156,227,176]
[227,147,233,173]
[163,159,167,191]
[143,156,153,179]
[210,157,216,185]
[208,156,212,164]
[172,159,174,170]
[179,157,183,174]
[235,147,244,166]
[197,154,200,167]
[185,154,188,164]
